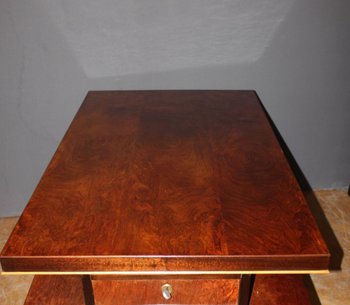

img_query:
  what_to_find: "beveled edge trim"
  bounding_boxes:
[1,269,329,275]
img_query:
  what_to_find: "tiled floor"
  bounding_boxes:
[0,189,349,305]
[308,190,350,305]
[0,217,33,304]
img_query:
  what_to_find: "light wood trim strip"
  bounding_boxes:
[1,269,329,276]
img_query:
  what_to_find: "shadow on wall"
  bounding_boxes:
[259,92,344,304]
[258,98,343,272]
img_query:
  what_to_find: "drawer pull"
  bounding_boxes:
[161,283,173,300]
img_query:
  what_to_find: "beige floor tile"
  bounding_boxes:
[0,217,33,305]
[310,189,350,305]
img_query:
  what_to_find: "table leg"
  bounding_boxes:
[82,275,96,305]
[238,274,254,305]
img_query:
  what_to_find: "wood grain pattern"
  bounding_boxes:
[24,275,86,305]
[92,278,240,305]
[250,275,314,305]
[1,91,329,272]
[24,274,316,305]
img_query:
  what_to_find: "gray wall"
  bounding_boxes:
[0,0,349,216]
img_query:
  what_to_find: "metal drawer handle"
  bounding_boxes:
[161,283,173,300]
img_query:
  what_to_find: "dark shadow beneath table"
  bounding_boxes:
[258,95,343,271]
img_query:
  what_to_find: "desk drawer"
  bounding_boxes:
[91,278,240,305]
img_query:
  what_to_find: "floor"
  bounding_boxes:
[0,189,349,305]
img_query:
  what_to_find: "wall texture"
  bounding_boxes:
[0,0,349,216]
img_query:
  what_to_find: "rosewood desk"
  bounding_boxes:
[1,91,329,304]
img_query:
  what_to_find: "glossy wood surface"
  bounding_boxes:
[24,274,315,305]
[1,91,329,272]
[24,275,86,305]
[250,275,314,305]
[92,278,239,305]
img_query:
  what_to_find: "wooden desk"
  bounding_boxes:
[1,91,329,304]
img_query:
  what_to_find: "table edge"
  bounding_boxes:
[0,253,330,273]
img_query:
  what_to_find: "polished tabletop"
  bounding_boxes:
[1,91,329,274]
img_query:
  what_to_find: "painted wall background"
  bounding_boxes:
[0,0,349,216]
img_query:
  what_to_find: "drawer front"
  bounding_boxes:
[91,278,240,305]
